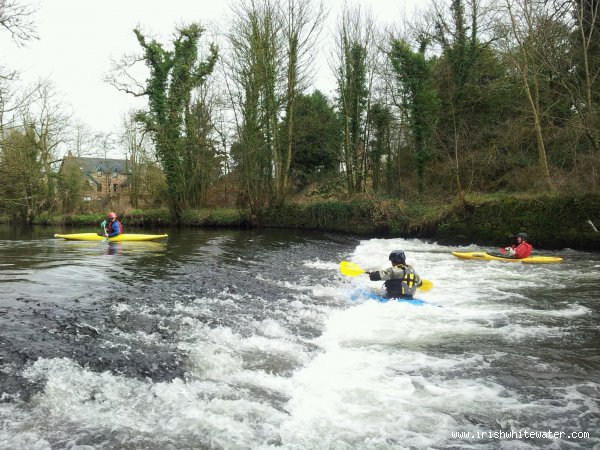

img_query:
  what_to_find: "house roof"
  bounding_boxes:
[65,156,131,174]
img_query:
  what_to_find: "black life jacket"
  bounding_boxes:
[384,265,420,298]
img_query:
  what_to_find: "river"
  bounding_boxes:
[0,225,598,449]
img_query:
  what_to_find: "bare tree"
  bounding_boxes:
[570,0,599,152]
[0,69,39,139]
[121,113,150,209]
[331,3,378,193]
[225,0,282,215]
[0,0,38,46]
[276,0,326,203]
[20,80,71,210]
[499,0,553,188]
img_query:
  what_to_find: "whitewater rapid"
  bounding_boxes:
[0,231,598,449]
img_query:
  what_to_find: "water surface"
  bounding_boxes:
[0,225,598,449]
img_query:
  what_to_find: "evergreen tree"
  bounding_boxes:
[284,90,341,188]
[389,39,439,194]
[132,24,218,221]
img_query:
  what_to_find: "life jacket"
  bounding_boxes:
[384,264,420,298]
[107,220,123,235]
[512,241,532,258]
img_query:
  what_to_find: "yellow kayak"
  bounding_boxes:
[452,251,563,264]
[54,233,168,242]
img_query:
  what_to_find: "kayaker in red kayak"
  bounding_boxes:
[501,232,532,259]
[98,212,123,237]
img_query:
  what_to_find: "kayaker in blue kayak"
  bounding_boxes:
[366,250,422,299]
[98,212,122,237]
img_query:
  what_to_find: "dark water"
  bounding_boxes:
[0,225,598,449]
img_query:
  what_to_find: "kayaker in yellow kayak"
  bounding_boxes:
[98,212,123,237]
[366,250,423,299]
[500,232,532,259]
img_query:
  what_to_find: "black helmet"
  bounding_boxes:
[516,232,528,241]
[389,250,406,264]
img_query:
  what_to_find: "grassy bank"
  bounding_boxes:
[29,208,244,228]
[260,193,600,251]
[11,193,600,251]
[435,193,600,250]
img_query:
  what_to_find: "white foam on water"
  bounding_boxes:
[274,238,595,448]
[303,259,339,271]
[14,357,287,449]
[279,320,522,448]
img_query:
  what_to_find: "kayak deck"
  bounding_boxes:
[352,289,428,306]
[54,233,168,242]
[452,251,562,264]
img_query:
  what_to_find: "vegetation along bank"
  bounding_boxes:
[25,193,600,252]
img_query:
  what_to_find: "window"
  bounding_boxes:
[112,170,118,178]
[97,183,102,192]
[113,184,118,192]
[83,196,92,202]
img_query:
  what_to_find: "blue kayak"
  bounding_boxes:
[351,289,428,306]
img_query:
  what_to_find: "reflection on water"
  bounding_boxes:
[0,224,598,449]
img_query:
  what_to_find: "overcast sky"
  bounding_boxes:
[2,0,419,137]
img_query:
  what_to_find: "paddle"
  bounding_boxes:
[339,261,433,291]
[100,220,109,238]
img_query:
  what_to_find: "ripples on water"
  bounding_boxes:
[0,226,598,449]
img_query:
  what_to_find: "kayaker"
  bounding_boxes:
[99,212,122,237]
[366,250,422,299]
[503,232,532,259]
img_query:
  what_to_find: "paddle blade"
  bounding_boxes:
[418,279,433,291]
[340,261,365,277]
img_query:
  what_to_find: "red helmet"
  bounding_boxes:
[107,212,117,219]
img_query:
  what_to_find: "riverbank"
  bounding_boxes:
[13,192,600,251]
[260,193,600,251]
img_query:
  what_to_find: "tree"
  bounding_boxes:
[501,0,553,188]
[420,0,519,195]
[0,0,37,46]
[336,36,366,192]
[109,24,218,221]
[56,157,84,213]
[340,40,368,192]
[389,39,439,194]
[225,0,280,215]
[571,0,600,152]
[0,129,43,220]
[276,0,325,203]
[185,87,224,207]
[20,81,71,212]
[120,114,147,209]
[332,5,378,194]
[1,0,38,138]
[285,90,341,188]
[225,0,325,211]
[367,102,392,192]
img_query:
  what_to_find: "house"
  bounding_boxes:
[59,151,132,208]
